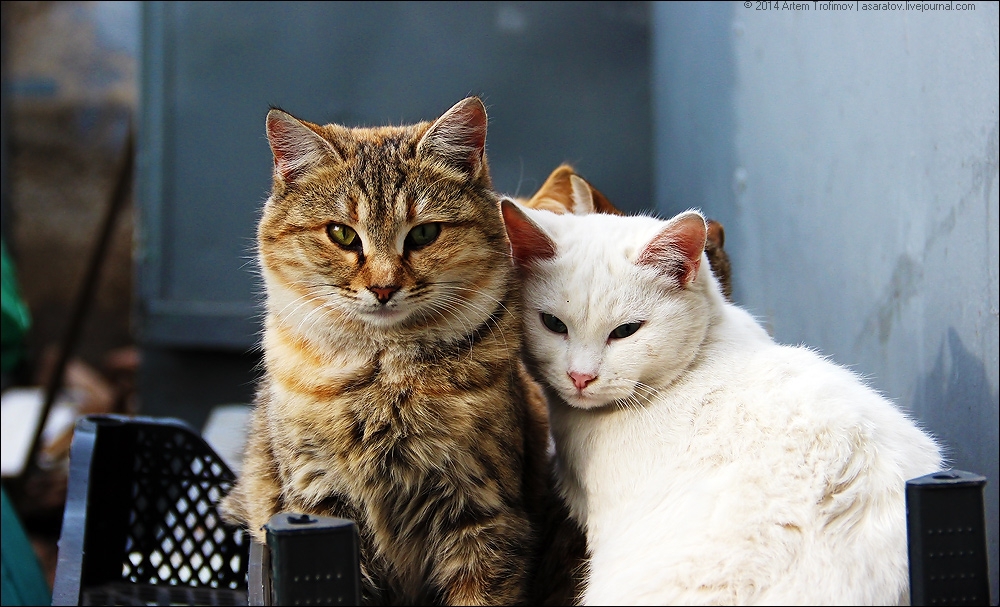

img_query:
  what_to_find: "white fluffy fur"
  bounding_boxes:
[510,207,944,606]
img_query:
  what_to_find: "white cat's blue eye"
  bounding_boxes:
[406,223,441,248]
[610,322,642,340]
[540,313,568,334]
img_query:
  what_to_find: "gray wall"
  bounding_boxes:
[653,1,999,598]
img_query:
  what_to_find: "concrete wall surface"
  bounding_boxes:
[654,1,999,598]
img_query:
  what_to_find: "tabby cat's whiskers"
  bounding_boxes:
[220,97,559,606]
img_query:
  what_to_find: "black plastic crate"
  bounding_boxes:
[52,415,250,606]
[50,414,363,607]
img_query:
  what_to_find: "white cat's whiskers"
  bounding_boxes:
[613,387,649,413]
[631,381,661,403]
[600,378,670,437]
[602,378,660,411]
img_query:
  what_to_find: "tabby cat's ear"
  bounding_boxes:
[265,109,340,183]
[636,211,707,287]
[500,198,556,267]
[417,97,488,180]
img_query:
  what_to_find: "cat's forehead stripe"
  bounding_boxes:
[356,154,409,222]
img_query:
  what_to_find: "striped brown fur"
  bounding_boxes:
[220,98,557,605]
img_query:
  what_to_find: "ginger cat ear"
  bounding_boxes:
[417,97,488,180]
[524,164,577,213]
[500,198,556,266]
[524,164,624,215]
[266,108,340,183]
[568,175,596,215]
[636,211,707,287]
[585,178,623,216]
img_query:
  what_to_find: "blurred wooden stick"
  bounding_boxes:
[23,119,134,477]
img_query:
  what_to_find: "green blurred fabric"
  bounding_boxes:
[1,238,32,374]
[1,486,51,606]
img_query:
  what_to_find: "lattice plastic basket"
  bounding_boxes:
[52,414,249,606]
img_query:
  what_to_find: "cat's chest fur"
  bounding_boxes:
[267,330,521,501]
[264,333,531,603]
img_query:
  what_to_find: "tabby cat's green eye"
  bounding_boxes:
[406,223,441,248]
[610,322,643,339]
[327,224,358,248]
[541,313,568,334]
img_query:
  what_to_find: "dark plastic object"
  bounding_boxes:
[50,415,991,607]
[907,469,991,606]
[261,513,361,606]
[51,414,248,606]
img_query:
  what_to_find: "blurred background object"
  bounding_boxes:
[1,484,51,606]
[1,237,31,390]
[2,0,140,593]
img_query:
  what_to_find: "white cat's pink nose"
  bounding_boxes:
[569,372,597,390]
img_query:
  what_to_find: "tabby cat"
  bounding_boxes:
[500,196,944,605]
[219,97,555,605]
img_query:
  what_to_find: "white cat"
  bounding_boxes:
[500,193,945,606]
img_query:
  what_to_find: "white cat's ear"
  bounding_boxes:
[569,175,596,215]
[636,211,707,287]
[266,109,340,183]
[500,198,556,266]
[417,97,488,180]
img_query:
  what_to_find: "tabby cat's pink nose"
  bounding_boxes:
[569,372,596,390]
[369,286,400,303]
